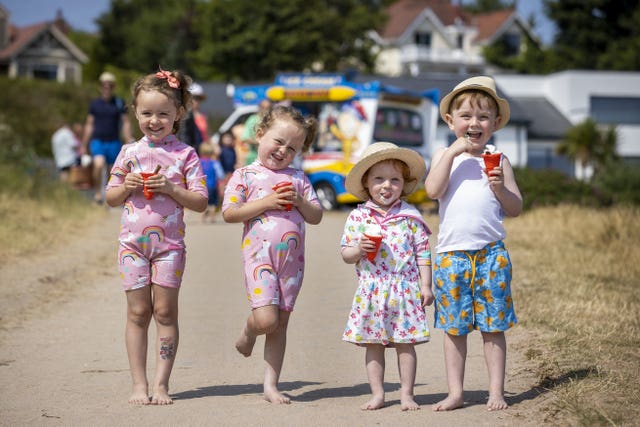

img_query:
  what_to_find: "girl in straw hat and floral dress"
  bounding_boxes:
[425,76,522,412]
[340,142,434,411]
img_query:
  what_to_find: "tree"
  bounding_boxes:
[190,0,389,81]
[556,118,618,181]
[93,0,201,76]
[544,0,640,71]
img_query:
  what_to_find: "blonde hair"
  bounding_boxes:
[448,90,499,116]
[255,105,318,153]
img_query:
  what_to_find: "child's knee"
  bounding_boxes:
[128,306,152,325]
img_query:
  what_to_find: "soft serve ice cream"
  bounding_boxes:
[363,221,383,262]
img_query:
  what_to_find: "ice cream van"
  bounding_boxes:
[214,73,439,210]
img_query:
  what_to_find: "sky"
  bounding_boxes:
[2,0,557,45]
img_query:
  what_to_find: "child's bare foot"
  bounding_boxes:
[151,385,173,405]
[129,384,150,405]
[432,395,464,411]
[235,327,256,357]
[263,388,291,404]
[400,396,420,411]
[360,395,385,410]
[487,394,508,411]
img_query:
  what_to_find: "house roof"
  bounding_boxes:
[471,8,517,43]
[381,0,467,39]
[0,21,88,63]
[513,97,572,139]
[379,0,519,44]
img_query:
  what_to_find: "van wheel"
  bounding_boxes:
[314,183,337,210]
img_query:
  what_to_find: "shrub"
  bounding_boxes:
[514,167,609,210]
[594,161,640,206]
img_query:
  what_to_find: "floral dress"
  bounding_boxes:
[341,200,432,346]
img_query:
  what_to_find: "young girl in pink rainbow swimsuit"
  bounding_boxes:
[106,69,208,405]
[222,104,322,404]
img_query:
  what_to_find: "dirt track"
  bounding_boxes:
[0,208,546,426]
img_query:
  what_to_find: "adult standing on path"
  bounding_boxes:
[82,71,133,204]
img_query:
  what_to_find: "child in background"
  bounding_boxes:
[341,142,433,411]
[105,68,208,405]
[222,105,322,404]
[199,141,224,223]
[51,121,81,183]
[425,76,522,412]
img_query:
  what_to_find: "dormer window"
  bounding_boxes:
[414,31,432,47]
[501,33,520,56]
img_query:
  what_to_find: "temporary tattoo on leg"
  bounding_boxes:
[159,337,175,360]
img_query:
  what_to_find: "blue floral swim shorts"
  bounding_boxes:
[433,241,517,336]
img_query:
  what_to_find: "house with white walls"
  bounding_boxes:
[370,0,537,76]
[495,71,640,177]
[0,6,87,84]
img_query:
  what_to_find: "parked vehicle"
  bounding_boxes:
[213,73,439,210]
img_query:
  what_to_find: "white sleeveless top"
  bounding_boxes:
[436,152,505,253]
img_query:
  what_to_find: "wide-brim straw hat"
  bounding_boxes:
[99,71,116,84]
[439,76,510,129]
[345,142,426,201]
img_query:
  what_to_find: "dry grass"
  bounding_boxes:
[0,190,106,264]
[507,205,640,426]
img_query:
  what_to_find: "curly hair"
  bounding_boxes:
[254,104,318,153]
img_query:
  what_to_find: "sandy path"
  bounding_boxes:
[0,208,544,426]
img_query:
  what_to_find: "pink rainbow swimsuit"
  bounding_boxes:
[222,162,320,311]
[107,135,208,290]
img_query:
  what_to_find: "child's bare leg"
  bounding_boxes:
[235,305,278,357]
[433,333,467,411]
[125,287,153,405]
[263,310,291,404]
[150,285,179,405]
[396,344,420,411]
[362,344,385,410]
[482,331,508,411]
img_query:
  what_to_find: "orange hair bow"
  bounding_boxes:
[155,67,180,89]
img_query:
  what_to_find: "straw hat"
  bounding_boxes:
[439,76,510,129]
[99,71,116,83]
[345,142,426,201]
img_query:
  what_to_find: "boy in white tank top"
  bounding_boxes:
[425,76,523,412]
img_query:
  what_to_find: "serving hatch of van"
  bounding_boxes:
[213,73,439,210]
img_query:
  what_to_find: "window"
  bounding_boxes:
[414,31,431,47]
[32,64,57,80]
[501,33,520,56]
[591,96,640,125]
[374,107,423,147]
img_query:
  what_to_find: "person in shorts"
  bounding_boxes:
[425,76,523,412]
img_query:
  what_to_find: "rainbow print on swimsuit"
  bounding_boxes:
[253,264,275,281]
[280,231,300,249]
[142,225,165,243]
[120,249,137,263]
[250,215,268,228]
